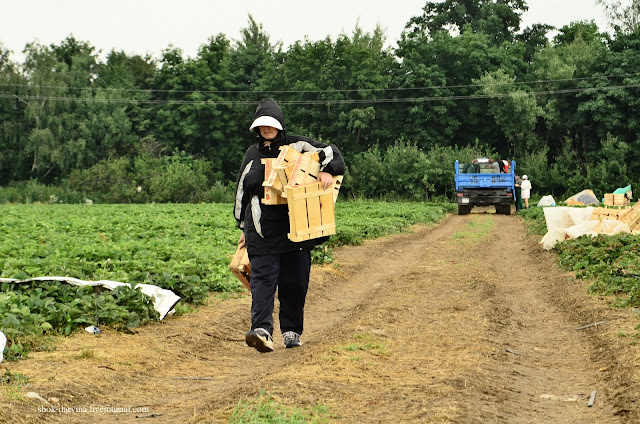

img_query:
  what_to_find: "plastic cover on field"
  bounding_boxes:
[537,195,556,207]
[0,330,6,363]
[540,207,631,250]
[0,277,179,320]
[564,189,600,206]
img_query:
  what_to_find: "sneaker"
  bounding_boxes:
[245,328,274,353]
[282,331,302,349]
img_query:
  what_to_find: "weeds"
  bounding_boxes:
[230,389,330,424]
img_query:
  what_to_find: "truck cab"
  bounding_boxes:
[454,158,516,215]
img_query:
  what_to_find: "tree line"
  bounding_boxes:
[1,0,639,203]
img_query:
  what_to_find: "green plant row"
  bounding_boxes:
[555,233,640,308]
[0,200,454,360]
[1,282,158,361]
[519,206,640,312]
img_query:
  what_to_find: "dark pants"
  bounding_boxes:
[515,187,523,211]
[248,248,311,336]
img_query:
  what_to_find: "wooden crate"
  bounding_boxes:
[261,158,287,205]
[229,246,251,291]
[263,160,296,195]
[273,146,302,189]
[621,202,640,231]
[331,175,344,203]
[603,193,614,206]
[591,206,631,221]
[287,152,321,188]
[285,182,336,242]
[614,193,630,206]
[603,193,631,207]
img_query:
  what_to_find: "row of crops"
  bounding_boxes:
[0,201,455,360]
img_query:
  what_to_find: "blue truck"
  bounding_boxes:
[454,159,516,215]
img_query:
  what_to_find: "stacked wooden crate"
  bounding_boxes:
[621,202,640,231]
[262,145,342,242]
[590,201,640,232]
[604,193,631,206]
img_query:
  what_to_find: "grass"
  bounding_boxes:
[229,390,330,424]
[77,348,95,359]
[452,215,495,241]
[1,370,29,401]
[517,206,548,235]
[336,332,389,356]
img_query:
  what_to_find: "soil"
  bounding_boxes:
[2,209,640,423]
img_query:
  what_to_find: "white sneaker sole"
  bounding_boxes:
[246,331,274,353]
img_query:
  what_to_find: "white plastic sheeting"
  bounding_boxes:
[540,207,631,250]
[0,277,179,320]
[0,330,6,363]
[537,195,556,207]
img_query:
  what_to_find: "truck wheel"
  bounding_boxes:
[457,205,470,215]
[495,204,510,215]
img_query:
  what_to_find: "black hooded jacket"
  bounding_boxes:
[234,99,346,255]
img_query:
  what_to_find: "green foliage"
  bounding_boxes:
[62,151,230,204]
[520,206,640,329]
[0,180,89,204]
[477,70,544,156]
[0,204,241,301]
[2,14,640,200]
[516,206,547,235]
[147,154,212,203]
[0,281,158,360]
[554,233,640,307]
[347,140,495,200]
[1,369,30,386]
[329,200,455,247]
[406,0,528,45]
[230,389,330,424]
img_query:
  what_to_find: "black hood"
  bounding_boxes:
[253,98,286,135]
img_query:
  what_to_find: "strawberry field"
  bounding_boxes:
[0,201,454,361]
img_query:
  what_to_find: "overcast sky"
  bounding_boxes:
[1,0,609,63]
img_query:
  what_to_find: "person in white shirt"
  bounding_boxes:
[521,175,532,209]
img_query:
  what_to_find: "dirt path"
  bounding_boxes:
[3,211,640,423]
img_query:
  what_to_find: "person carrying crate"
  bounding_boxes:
[233,98,345,352]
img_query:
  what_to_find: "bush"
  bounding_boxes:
[347,140,495,200]
[147,159,211,203]
[60,151,229,204]
[0,180,89,204]
[65,157,137,203]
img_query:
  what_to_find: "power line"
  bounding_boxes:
[0,72,639,96]
[2,83,638,106]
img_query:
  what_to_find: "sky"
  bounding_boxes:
[1,0,609,63]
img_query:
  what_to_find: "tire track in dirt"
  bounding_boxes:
[446,213,626,423]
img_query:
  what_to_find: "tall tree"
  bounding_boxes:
[395,26,527,151]
[531,26,608,175]
[477,70,543,157]
[406,0,528,45]
[95,50,157,156]
[259,25,395,156]
[597,0,640,32]
[0,43,29,184]
[149,35,243,178]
